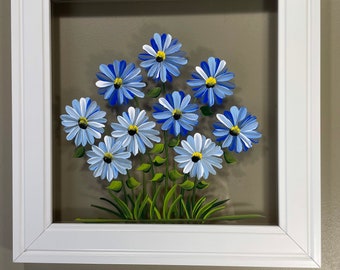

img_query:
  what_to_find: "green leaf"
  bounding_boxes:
[151,173,164,182]
[147,87,162,98]
[179,180,195,190]
[169,169,184,181]
[137,163,152,173]
[224,150,237,164]
[200,105,213,116]
[73,146,85,158]
[168,136,180,147]
[126,177,141,189]
[196,180,209,190]
[153,156,167,166]
[150,143,164,154]
[106,180,122,192]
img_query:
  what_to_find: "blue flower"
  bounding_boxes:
[139,33,188,82]
[111,107,161,156]
[87,136,132,182]
[187,57,235,107]
[213,106,261,153]
[174,133,223,180]
[60,97,106,146]
[96,60,146,106]
[153,91,199,136]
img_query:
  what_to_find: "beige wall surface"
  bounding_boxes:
[1,0,339,270]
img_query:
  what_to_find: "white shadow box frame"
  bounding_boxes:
[11,0,320,267]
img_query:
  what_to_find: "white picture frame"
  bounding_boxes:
[11,0,320,267]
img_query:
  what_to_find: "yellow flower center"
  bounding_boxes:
[78,117,88,129]
[230,125,241,136]
[172,108,182,120]
[191,152,203,163]
[205,77,217,88]
[103,152,113,164]
[128,125,138,136]
[156,50,166,62]
[114,77,123,89]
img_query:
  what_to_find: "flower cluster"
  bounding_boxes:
[60,33,262,223]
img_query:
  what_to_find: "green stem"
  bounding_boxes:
[163,131,170,194]
[161,82,166,95]
[122,178,128,205]
[134,97,140,108]
[147,152,156,195]
[180,188,185,218]
[192,177,199,209]
[126,171,133,203]
[140,155,146,198]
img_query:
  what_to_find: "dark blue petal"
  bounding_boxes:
[161,33,167,45]
[166,71,173,82]
[119,60,127,76]
[108,64,116,78]
[139,53,153,61]
[214,57,221,71]
[224,111,234,125]
[108,90,118,106]
[151,38,158,51]
[200,61,210,76]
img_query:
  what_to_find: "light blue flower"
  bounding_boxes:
[60,97,106,146]
[139,33,188,82]
[86,136,132,182]
[174,133,223,180]
[111,107,161,156]
[213,106,261,153]
[96,60,146,106]
[153,91,199,136]
[187,57,235,107]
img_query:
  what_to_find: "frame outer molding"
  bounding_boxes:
[12,0,320,267]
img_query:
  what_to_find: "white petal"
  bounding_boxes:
[194,133,203,152]
[216,114,233,128]
[143,44,157,56]
[195,66,208,80]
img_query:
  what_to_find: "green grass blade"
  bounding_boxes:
[180,198,190,219]
[206,214,264,221]
[195,199,218,219]
[192,196,206,217]
[153,207,162,220]
[99,197,125,217]
[201,199,229,217]
[90,204,123,218]
[133,192,143,220]
[162,184,177,219]
[167,195,182,219]
[138,195,150,219]
[203,206,225,220]
[150,185,161,219]
[108,191,133,219]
